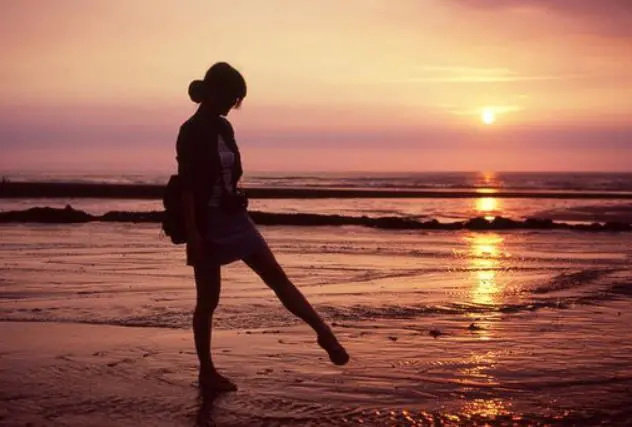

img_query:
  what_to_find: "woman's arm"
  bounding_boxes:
[182,189,200,241]
[176,123,205,262]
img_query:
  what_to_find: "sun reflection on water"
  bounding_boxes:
[457,222,512,420]
[461,398,512,419]
[480,171,498,186]
[475,195,500,221]
[474,172,501,219]
[476,196,497,213]
[468,234,505,307]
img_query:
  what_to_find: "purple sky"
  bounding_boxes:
[1,0,631,172]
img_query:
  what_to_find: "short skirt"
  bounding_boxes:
[188,207,268,266]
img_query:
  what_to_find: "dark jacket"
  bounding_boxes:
[176,108,243,235]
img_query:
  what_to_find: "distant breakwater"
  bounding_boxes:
[0,205,630,232]
[2,181,632,199]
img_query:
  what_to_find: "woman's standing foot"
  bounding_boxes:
[198,369,238,392]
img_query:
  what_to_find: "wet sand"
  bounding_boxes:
[1,223,632,425]
[3,313,632,426]
[3,321,352,426]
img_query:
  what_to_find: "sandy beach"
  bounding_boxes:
[3,0,632,421]
[2,322,358,426]
[4,309,631,426]
[2,221,632,425]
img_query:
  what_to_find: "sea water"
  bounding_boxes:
[1,171,631,423]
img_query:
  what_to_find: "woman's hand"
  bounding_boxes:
[187,233,207,264]
[181,189,207,264]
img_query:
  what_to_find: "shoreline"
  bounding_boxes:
[3,181,632,199]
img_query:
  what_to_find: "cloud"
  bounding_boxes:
[447,104,522,116]
[453,0,632,37]
[389,66,580,84]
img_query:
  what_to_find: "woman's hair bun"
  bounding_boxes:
[188,79,208,103]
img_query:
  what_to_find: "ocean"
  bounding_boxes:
[2,171,632,224]
[1,171,631,424]
[4,171,632,192]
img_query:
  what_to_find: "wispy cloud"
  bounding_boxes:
[389,66,580,84]
[452,0,632,37]
[448,104,523,116]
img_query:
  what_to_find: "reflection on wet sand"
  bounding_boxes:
[462,398,512,419]
[468,233,506,307]
[196,391,218,426]
[196,390,223,427]
[459,233,512,418]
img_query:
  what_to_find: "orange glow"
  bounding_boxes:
[475,196,500,221]
[481,171,498,186]
[462,399,512,418]
[476,197,498,213]
[467,234,506,307]
[475,188,499,194]
[1,1,631,172]
[482,108,496,125]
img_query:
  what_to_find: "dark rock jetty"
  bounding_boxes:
[1,205,629,232]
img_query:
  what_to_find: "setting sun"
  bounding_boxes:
[2,2,632,424]
[482,108,496,125]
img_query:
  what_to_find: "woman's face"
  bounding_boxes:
[214,93,240,116]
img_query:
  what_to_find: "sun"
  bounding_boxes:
[481,108,496,125]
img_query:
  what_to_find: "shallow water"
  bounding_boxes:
[1,222,631,424]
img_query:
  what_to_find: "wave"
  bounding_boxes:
[2,181,632,199]
[533,203,632,223]
[6,172,632,192]
[530,268,619,294]
[2,274,629,330]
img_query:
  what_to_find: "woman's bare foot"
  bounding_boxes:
[198,370,238,392]
[317,330,349,366]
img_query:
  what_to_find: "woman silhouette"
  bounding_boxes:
[177,62,349,391]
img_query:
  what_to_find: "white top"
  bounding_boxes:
[208,134,235,207]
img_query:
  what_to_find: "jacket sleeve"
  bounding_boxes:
[175,123,195,191]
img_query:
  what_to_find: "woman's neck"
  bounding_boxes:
[197,102,221,118]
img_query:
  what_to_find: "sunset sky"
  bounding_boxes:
[1,0,631,172]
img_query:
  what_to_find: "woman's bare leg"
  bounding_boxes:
[193,263,236,390]
[242,245,349,365]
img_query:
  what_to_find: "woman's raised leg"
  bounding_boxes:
[193,263,237,390]
[242,245,349,365]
